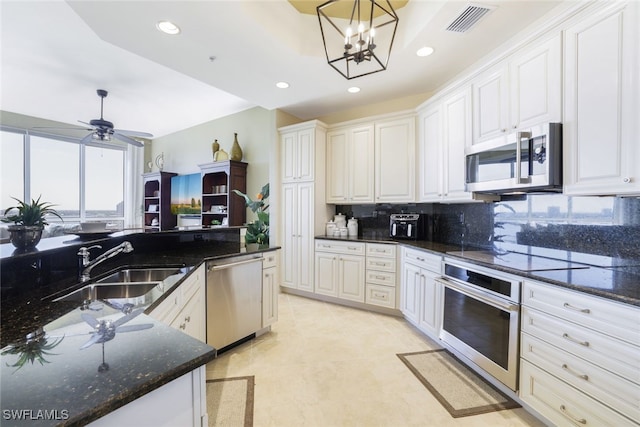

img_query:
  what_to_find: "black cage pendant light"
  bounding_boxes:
[317,0,399,80]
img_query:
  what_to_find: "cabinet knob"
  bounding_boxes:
[623,177,632,183]
[185,315,191,322]
[180,323,186,330]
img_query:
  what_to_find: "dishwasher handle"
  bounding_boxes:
[207,257,262,272]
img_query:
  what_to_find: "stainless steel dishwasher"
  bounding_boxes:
[206,254,263,351]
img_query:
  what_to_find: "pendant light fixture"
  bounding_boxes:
[317,0,399,80]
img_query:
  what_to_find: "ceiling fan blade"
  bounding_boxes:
[81,133,95,144]
[114,129,153,138]
[79,333,102,350]
[31,126,93,131]
[112,132,144,147]
[81,313,100,329]
[116,324,154,333]
[113,308,145,327]
[78,120,97,128]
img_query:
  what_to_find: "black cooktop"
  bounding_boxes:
[446,250,592,272]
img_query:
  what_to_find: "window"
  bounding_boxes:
[1,128,130,235]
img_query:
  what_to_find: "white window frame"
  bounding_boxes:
[0,126,143,229]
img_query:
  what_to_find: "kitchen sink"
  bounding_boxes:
[51,267,188,304]
[96,268,184,284]
[54,282,160,302]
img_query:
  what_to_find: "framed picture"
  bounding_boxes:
[148,204,158,212]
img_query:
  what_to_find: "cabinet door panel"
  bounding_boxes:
[564,2,640,195]
[443,88,472,200]
[281,132,297,183]
[281,184,297,289]
[262,266,279,327]
[297,128,315,181]
[350,125,375,203]
[315,253,338,296]
[418,106,443,201]
[509,34,561,129]
[326,130,349,203]
[418,270,442,336]
[297,183,315,292]
[375,118,415,202]
[472,65,508,143]
[338,255,365,302]
[401,262,421,324]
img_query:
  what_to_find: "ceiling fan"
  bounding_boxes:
[34,89,152,147]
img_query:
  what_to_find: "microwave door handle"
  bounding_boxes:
[408,223,413,237]
[516,131,532,184]
[391,223,397,236]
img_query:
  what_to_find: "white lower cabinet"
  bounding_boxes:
[150,264,206,342]
[520,280,639,426]
[400,247,442,339]
[314,240,401,310]
[262,251,279,328]
[314,240,366,303]
[88,365,207,427]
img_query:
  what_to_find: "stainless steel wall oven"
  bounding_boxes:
[438,259,522,391]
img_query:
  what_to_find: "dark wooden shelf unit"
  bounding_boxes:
[198,160,247,227]
[142,171,177,231]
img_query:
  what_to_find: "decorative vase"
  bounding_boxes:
[211,139,220,160]
[230,133,243,161]
[7,225,44,249]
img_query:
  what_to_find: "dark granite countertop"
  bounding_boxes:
[0,229,279,426]
[316,235,640,307]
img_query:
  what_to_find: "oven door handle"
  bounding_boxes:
[439,278,519,312]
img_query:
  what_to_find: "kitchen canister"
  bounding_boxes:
[347,217,358,237]
[339,227,348,237]
[326,220,337,236]
[334,213,346,228]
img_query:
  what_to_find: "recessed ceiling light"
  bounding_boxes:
[276,82,289,89]
[416,46,435,57]
[348,87,360,93]
[156,20,181,35]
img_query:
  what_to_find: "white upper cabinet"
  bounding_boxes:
[472,34,561,145]
[375,116,416,203]
[442,87,475,202]
[508,33,562,130]
[417,104,443,201]
[417,88,475,203]
[472,63,509,144]
[282,123,324,183]
[326,124,375,204]
[325,113,415,204]
[563,1,640,196]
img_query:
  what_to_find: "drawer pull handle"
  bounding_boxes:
[562,333,590,347]
[563,302,590,314]
[561,364,589,380]
[375,275,386,280]
[348,247,359,251]
[374,262,387,266]
[559,405,587,424]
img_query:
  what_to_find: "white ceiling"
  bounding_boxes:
[0,0,563,139]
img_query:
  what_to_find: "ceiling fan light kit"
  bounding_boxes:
[317,0,399,80]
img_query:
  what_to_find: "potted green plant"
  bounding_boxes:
[232,183,269,246]
[2,195,62,249]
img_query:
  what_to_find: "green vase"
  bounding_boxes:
[230,133,243,161]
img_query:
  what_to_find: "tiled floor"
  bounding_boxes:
[206,292,545,427]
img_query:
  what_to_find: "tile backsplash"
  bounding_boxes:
[335,195,640,259]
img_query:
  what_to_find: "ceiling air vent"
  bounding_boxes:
[445,3,496,33]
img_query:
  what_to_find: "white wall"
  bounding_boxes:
[150,107,275,211]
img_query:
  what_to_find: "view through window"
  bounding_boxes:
[1,129,126,237]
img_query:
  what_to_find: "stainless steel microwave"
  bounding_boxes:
[465,123,562,194]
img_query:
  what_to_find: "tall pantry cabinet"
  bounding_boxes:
[279,121,332,292]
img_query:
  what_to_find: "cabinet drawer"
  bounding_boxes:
[150,289,182,325]
[365,256,396,272]
[366,243,396,258]
[523,280,639,345]
[520,360,637,427]
[262,252,278,269]
[315,239,365,255]
[365,283,396,308]
[366,270,396,287]
[521,333,639,421]
[522,306,639,381]
[403,247,441,273]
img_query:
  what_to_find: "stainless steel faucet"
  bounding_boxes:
[78,241,134,282]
